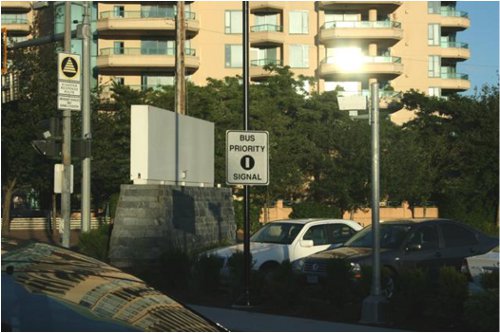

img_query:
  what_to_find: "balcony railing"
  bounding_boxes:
[250,24,283,32]
[100,10,196,20]
[323,56,401,65]
[440,41,469,49]
[322,20,401,30]
[440,8,468,18]
[440,72,469,80]
[100,47,196,56]
[1,18,29,24]
[250,58,283,66]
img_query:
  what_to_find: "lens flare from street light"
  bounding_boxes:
[330,47,364,72]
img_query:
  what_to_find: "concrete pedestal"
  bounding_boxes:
[109,184,236,268]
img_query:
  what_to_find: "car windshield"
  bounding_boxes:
[251,222,304,245]
[344,224,412,249]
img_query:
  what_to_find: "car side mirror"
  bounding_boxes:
[406,243,422,252]
[300,240,314,248]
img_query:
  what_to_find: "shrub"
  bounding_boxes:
[77,224,111,261]
[190,254,223,294]
[324,259,354,308]
[463,289,499,331]
[389,268,432,329]
[481,270,499,289]
[261,261,304,310]
[226,252,249,300]
[424,266,468,330]
[159,248,193,290]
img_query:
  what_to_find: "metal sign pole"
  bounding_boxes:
[81,1,91,232]
[61,1,72,248]
[360,82,386,324]
[242,1,251,307]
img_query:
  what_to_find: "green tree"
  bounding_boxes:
[1,19,59,232]
[401,88,499,228]
[90,83,146,212]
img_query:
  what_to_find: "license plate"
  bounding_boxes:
[306,275,319,284]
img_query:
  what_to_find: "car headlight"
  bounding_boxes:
[292,258,305,273]
[349,262,362,279]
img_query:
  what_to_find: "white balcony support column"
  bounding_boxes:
[369,9,377,22]
[369,43,378,57]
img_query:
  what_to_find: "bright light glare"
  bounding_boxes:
[330,47,364,72]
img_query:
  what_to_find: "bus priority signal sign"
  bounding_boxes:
[226,130,269,185]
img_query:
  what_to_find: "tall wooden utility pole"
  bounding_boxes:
[175,1,186,115]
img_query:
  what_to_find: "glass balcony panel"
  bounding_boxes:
[99,10,196,20]
[250,24,283,32]
[323,20,401,29]
[440,41,469,49]
[440,7,469,18]
[250,58,283,66]
[100,47,196,56]
[440,72,469,80]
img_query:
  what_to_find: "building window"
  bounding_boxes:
[428,1,440,14]
[114,6,125,18]
[113,77,125,85]
[114,41,124,54]
[225,44,242,67]
[428,55,441,78]
[428,24,440,46]
[289,11,308,34]
[289,45,309,68]
[225,10,242,34]
[428,87,441,97]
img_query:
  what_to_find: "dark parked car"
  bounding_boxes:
[296,219,498,297]
[1,239,227,332]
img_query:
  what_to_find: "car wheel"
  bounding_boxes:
[260,261,280,281]
[382,267,397,299]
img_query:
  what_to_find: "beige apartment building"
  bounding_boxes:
[1,1,470,123]
[94,1,470,123]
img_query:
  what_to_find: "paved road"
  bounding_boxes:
[190,305,402,332]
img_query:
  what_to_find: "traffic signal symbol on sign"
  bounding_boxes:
[240,155,255,170]
[61,57,78,78]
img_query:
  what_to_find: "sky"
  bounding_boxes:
[457,1,499,94]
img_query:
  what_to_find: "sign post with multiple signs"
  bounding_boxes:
[226,130,269,186]
[58,53,81,111]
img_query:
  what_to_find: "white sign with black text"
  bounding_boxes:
[226,130,269,185]
[58,53,81,111]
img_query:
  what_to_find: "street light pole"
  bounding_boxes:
[360,82,386,324]
[61,1,72,248]
[81,1,91,232]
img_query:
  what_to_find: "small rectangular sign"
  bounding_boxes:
[226,130,269,185]
[58,81,80,96]
[58,95,81,111]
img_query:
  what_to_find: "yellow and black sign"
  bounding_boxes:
[58,53,80,82]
